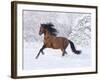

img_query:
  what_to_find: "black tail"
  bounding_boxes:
[69,40,81,54]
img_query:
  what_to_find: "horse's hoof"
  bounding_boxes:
[62,55,65,56]
[35,57,38,59]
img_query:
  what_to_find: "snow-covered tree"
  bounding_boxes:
[69,15,91,46]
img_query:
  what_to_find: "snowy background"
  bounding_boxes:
[22,10,92,70]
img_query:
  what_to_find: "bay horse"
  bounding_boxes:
[35,23,81,59]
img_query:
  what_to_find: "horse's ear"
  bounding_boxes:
[41,23,43,26]
[48,23,54,26]
[41,23,45,27]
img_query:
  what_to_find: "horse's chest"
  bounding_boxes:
[44,37,52,47]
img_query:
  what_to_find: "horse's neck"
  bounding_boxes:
[44,32,53,39]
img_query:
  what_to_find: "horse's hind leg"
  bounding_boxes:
[62,51,67,56]
[61,49,67,56]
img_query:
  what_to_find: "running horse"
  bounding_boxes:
[35,23,81,59]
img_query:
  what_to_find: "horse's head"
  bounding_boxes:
[39,24,46,35]
[39,23,57,36]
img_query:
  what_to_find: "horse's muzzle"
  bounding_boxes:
[39,32,42,35]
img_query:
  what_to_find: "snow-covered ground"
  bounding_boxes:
[23,41,92,70]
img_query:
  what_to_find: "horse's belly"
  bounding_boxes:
[45,42,60,49]
[52,42,63,49]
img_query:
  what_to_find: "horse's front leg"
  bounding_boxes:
[41,50,45,55]
[35,45,45,59]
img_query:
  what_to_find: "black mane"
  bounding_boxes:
[41,23,58,36]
